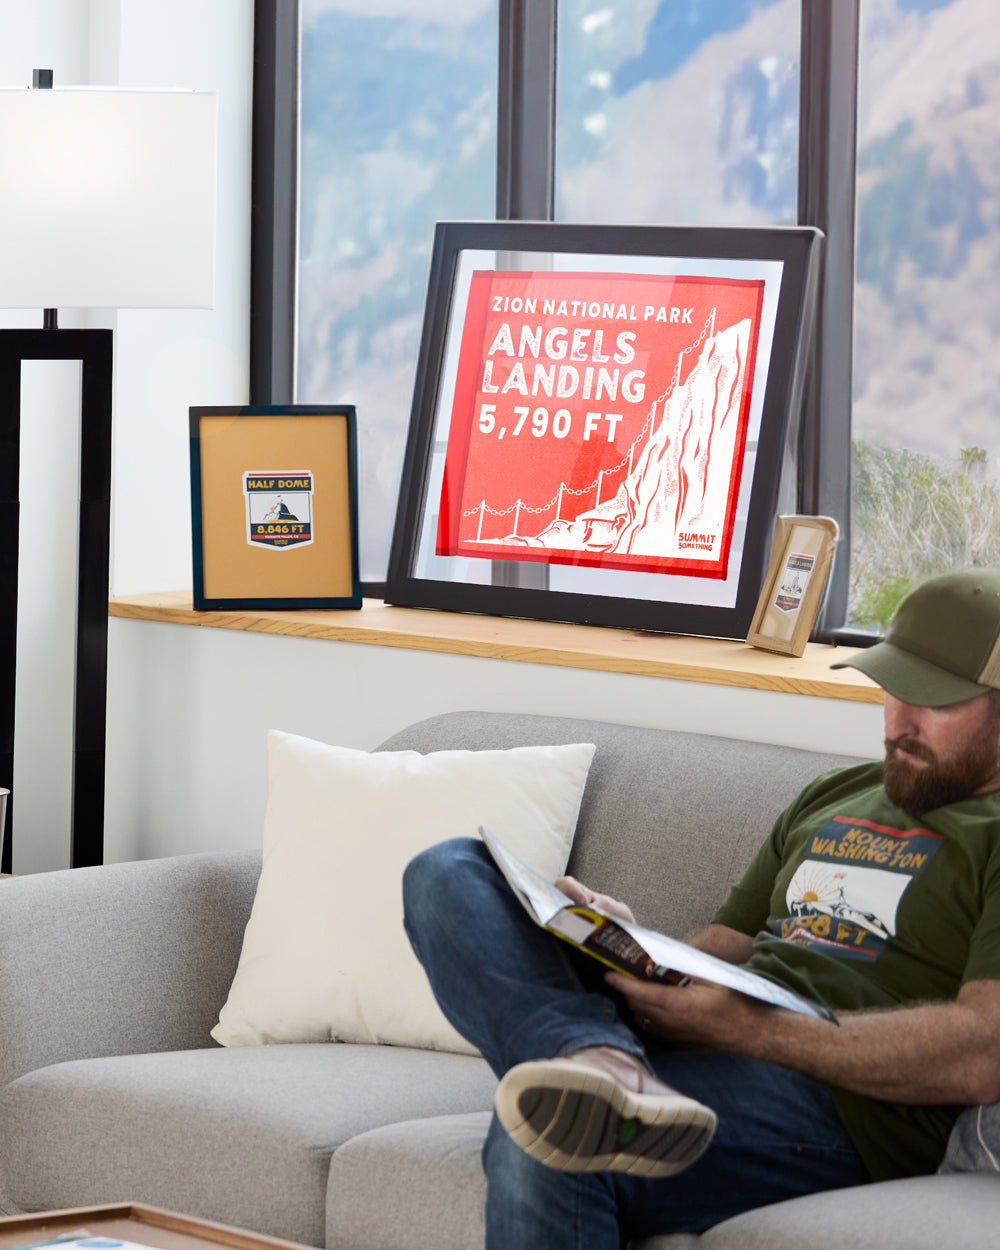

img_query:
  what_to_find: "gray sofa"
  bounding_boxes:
[1,710,997,1249]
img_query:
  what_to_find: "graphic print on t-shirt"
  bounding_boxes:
[775,815,944,959]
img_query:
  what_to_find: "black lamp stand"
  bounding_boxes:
[0,328,113,871]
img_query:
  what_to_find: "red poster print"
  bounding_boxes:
[436,270,765,578]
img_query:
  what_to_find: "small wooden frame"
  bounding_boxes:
[746,515,839,656]
[190,405,361,610]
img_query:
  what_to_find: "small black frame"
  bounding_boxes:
[386,220,823,639]
[190,404,362,610]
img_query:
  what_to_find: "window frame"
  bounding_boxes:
[250,0,298,408]
[251,0,864,634]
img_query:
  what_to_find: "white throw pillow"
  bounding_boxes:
[212,730,595,1054]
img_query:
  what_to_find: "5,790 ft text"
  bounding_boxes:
[477,404,623,442]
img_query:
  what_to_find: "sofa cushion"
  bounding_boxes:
[326,1112,492,1250]
[0,1044,495,1248]
[325,1111,699,1250]
[212,731,595,1054]
[694,1173,1000,1250]
[940,1103,1000,1174]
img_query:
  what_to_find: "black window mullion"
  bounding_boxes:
[250,0,299,406]
[496,0,557,222]
[493,0,557,590]
[796,0,861,634]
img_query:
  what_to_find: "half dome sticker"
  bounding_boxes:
[244,471,314,549]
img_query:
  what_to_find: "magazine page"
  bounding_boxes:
[480,826,574,925]
[611,915,834,1020]
[479,826,835,1023]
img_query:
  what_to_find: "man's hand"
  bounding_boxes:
[555,875,636,924]
[607,972,770,1050]
[607,969,1000,1107]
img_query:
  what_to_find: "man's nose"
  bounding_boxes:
[883,692,920,740]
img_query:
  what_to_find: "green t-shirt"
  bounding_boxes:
[711,761,1000,1182]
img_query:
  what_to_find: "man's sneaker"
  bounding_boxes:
[494,1046,717,1178]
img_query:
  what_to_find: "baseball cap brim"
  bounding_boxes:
[831,640,993,707]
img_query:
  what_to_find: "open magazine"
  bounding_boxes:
[480,826,836,1024]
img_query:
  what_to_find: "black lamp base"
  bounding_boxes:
[0,328,113,871]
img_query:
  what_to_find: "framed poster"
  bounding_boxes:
[386,220,823,638]
[190,405,362,610]
[746,515,839,657]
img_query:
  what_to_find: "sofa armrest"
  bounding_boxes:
[0,850,261,1087]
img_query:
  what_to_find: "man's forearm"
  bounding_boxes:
[688,922,756,964]
[610,973,1000,1106]
[738,987,1000,1104]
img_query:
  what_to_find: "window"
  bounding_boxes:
[555,0,800,229]
[849,0,1000,628]
[262,0,983,638]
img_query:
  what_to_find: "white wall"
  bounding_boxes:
[112,0,253,594]
[103,617,886,866]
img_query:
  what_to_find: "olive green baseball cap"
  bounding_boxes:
[831,569,1000,707]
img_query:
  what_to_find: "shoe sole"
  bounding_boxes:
[494,1059,717,1178]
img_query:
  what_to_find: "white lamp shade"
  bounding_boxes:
[0,88,217,309]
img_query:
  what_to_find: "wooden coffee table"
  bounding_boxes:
[0,1204,313,1250]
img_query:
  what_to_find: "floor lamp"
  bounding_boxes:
[0,75,217,871]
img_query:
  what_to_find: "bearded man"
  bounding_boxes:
[403,568,1000,1249]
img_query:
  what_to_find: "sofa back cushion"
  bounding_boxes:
[378,711,867,939]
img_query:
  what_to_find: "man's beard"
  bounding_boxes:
[883,734,1000,817]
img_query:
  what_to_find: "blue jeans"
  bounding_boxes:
[402,838,871,1249]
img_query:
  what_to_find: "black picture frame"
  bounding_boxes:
[386,220,823,639]
[190,404,362,610]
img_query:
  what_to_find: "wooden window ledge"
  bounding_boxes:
[108,591,882,704]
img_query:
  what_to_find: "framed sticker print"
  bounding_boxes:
[386,220,823,639]
[746,515,840,657]
[190,405,362,610]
